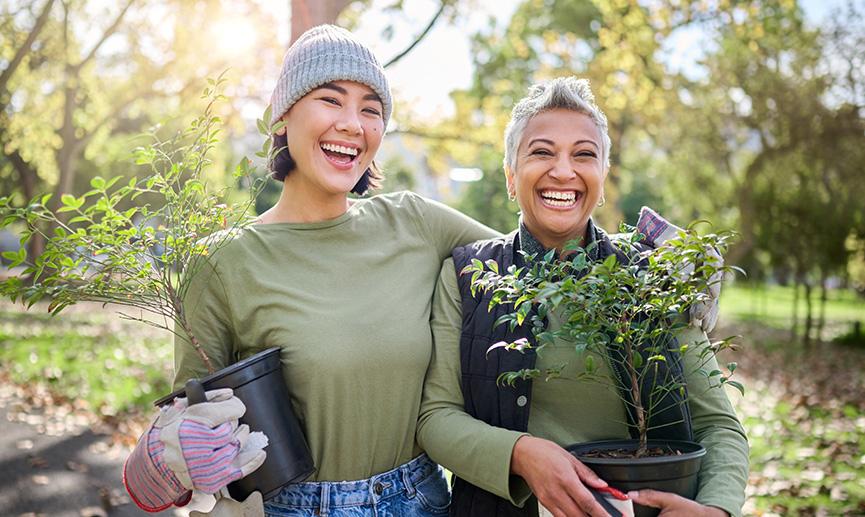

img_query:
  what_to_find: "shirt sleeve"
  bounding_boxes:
[678,325,750,517]
[417,258,531,506]
[413,194,501,260]
[172,253,236,391]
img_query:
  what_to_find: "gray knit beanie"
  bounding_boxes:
[269,24,392,128]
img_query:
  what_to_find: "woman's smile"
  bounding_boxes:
[320,140,362,170]
[538,189,582,209]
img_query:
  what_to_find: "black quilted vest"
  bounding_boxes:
[448,229,693,517]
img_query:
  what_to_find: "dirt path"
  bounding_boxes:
[0,381,147,517]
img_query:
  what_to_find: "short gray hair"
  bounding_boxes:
[503,77,611,174]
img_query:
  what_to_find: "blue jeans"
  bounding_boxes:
[263,454,450,516]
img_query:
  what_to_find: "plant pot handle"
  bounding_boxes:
[185,378,207,406]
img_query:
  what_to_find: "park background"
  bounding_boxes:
[1,0,864,515]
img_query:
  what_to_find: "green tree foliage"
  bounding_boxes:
[0,0,282,257]
[413,0,864,335]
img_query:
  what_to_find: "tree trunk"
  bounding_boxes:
[817,271,828,342]
[50,71,80,219]
[803,280,813,347]
[790,279,800,342]
[290,0,353,42]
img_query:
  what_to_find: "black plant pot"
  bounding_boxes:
[566,440,705,517]
[155,347,315,501]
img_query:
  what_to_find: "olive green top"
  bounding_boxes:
[417,257,749,517]
[173,191,497,482]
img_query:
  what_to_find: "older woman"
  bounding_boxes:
[416,77,748,517]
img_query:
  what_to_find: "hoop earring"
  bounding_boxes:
[507,187,516,201]
[597,195,606,207]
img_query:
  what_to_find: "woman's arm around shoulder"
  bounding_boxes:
[404,192,501,258]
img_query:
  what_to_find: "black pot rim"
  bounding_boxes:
[153,347,282,407]
[566,439,706,466]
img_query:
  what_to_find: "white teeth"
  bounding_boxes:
[540,190,576,202]
[539,190,579,208]
[321,143,358,156]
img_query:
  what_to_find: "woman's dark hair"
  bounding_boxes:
[269,133,382,196]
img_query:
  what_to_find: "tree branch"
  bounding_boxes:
[383,1,446,68]
[0,0,56,100]
[77,71,204,149]
[75,0,135,69]
[389,128,490,146]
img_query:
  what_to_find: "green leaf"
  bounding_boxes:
[726,380,745,395]
[485,259,499,274]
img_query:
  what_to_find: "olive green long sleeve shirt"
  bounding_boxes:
[173,192,498,482]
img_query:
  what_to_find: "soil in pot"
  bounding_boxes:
[566,439,706,517]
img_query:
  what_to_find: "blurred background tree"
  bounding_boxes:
[1,0,862,337]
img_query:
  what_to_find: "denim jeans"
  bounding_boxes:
[263,454,450,516]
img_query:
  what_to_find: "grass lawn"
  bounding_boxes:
[720,283,865,338]
[0,301,174,419]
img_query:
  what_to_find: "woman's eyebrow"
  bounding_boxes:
[575,139,599,150]
[316,82,381,103]
[527,138,555,147]
[317,82,346,94]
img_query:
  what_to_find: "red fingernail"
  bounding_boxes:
[596,486,629,500]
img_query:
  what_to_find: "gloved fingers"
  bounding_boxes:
[689,298,712,321]
[204,388,235,403]
[183,396,246,427]
[674,261,695,282]
[708,274,723,299]
[161,388,235,419]
[235,448,267,478]
[701,301,720,333]
[179,420,236,455]
[187,439,243,494]
[637,206,681,246]
[232,424,251,445]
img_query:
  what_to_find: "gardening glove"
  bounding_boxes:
[123,388,267,513]
[190,490,265,517]
[637,206,722,332]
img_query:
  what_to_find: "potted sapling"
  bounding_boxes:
[464,226,743,517]
[0,78,314,501]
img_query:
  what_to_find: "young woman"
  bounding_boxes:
[124,24,496,517]
[122,26,710,516]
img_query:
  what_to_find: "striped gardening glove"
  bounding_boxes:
[123,388,267,512]
[637,206,723,333]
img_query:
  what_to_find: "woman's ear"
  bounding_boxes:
[274,113,289,136]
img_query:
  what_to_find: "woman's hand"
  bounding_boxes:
[636,206,723,332]
[628,490,728,517]
[511,436,611,516]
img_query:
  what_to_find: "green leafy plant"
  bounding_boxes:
[464,226,743,457]
[0,75,276,374]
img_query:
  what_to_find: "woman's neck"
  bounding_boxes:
[520,221,590,257]
[258,180,352,224]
